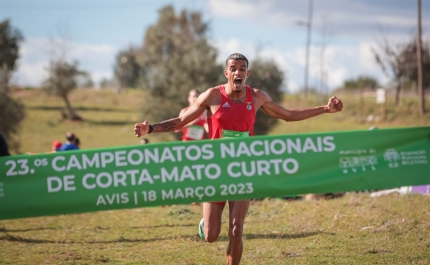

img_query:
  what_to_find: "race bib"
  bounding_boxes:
[186,125,204,139]
[222,129,250,138]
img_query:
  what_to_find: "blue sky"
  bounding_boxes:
[1,0,428,92]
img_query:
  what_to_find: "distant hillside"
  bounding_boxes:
[8,87,430,154]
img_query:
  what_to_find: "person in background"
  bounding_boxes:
[178,90,207,206]
[0,133,10,156]
[74,138,80,149]
[177,89,208,141]
[51,140,62,152]
[58,132,79,151]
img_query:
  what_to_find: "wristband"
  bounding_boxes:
[148,124,154,134]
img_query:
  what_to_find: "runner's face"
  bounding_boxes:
[224,59,250,92]
[188,91,200,105]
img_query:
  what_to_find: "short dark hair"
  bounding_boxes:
[189,89,200,95]
[66,132,76,142]
[225,53,248,68]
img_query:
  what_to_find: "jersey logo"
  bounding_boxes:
[222,102,230,108]
[246,102,252,110]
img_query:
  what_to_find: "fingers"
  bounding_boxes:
[134,120,149,138]
[134,123,142,137]
[329,96,343,112]
[334,98,343,111]
[335,102,343,111]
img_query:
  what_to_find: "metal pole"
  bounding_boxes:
[417,0,425,115]
[303,0,313,99]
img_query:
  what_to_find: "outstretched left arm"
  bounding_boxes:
[259,92,343,122]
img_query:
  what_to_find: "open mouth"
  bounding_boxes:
[234,77,242,86]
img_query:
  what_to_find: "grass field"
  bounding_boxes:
[1,193,429,264]
[8,87,430,154]
[2,88,430,264]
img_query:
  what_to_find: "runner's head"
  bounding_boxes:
[66,132,76,142]
[224,53,250,92]
[188,89,201,106]
[225,53,248,68]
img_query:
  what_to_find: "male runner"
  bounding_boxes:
[134,53,343,265]
[178,89,208,141]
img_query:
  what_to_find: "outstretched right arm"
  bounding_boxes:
[134,89,212,138]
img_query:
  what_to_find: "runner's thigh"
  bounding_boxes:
[228,200,250,224]
[203,202,225,232]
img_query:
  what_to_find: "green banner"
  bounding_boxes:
[1,127,429,220]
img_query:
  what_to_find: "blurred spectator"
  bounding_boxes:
[177,89,208,141]
[0,133,10,156]
[58,132,80,151]
[51,140,62,152]
[75,138,80,149]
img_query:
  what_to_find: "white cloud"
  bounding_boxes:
[13,37,117,87]
[212,38,256,64]
[209,0,429,38]
[13,38,50,86]
[213,37,390,92]
[206,0,425,93]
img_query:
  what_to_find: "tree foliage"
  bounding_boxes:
[0,20,25,153]
[113,5,287,138]
[373,37,430,106]
[43,60,84,120]
[113,46,140,92]
[340,76,379,90]
[133,5,224,139]
[401,40,430,90]
[247,58,285,135]
[372,37,426,105]
[0,20,22,71]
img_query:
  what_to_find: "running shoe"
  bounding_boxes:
[198,218,205,239]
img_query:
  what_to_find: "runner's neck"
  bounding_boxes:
[224,84,247,103]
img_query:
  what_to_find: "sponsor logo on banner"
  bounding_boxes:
[338,148,377,174]
[384,149,401,168]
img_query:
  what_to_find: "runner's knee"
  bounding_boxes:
[229,219,244,239]
[205,228,220,243]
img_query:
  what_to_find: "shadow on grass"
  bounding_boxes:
[244,230,334,240]
[43,118,131,126]
[0,227,58,233]
[0,223,194,233]
[96,224,196,230]
[27,106,132,112]
[0,234,56,243]
[0,233,199,244]
[0,230,333,244]
[84,119,131,126]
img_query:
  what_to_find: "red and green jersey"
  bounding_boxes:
[208,85,256,139]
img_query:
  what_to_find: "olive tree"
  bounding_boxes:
[0,20,25,153]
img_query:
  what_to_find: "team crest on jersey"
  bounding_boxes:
[246,102,252,110]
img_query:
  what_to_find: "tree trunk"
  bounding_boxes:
[62,95,81,120]
[395,81,401,106]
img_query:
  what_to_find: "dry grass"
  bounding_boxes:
[1,193,429,264]
[9,87,430,154]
